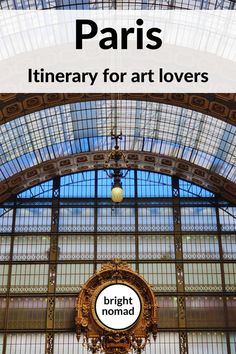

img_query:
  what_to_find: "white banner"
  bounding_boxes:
[0,10,236,92]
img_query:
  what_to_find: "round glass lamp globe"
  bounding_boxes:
[111,186,123,203]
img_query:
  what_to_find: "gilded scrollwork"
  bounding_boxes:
[75,259,158,354]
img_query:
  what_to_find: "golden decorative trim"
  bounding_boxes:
[0,93,236,125]
[75,259,158,354]
[0,151,235,204]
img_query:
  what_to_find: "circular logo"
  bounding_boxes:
[95,283,142,330]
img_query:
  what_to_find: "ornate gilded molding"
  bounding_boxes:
[75,259,158,354]
[0,151,235,204]
[0,93,236,125]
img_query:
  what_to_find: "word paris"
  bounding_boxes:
[76,19,162,50]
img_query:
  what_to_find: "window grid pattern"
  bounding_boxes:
[0,335,3,354]
[139,263,177,292]
[227,297,236,328]
[0,299,6,330]
[13,235,50,261]
[59,208,94,232]
[17,181,53,199]
[230,333,236,354]
[97,234,136,260]
[97,208,135,232]
[5,334,45,354]
[139,235,175,260]
[58,235,94,260]
[182,235,220,260]
[55,297,77,329]
[185,296,225,327]
[0,171,235,354]
[184,263,222,292]
[10,264,49,293]
[138,207,174,232]
[158,296,178,328]
[144,332,180,354]
[224,263,236,292]
[0,332,234,354]
[0,209,13,233]
[222,235,236,260]
[181,207,217,231]
[0,265,9,293]
[15,208,51,233]
[219,208,236,231]
[188,332,228,354]
[56,263,94,292]
[7,298,47,330]
[0,237,11,261]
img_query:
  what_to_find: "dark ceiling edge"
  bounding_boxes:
[0,93,236,126]
[0,151,235,204]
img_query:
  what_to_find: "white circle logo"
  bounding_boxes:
[95,284,142,330]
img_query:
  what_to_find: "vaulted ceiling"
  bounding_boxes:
[0,93,235,203]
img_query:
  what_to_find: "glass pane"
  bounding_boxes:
[97,208,135,232]
[59,208,94,232]
[56,263,93,292]
[184,263,222,291]
[58,235,94,260]
[138,208,173,232]
[7,297,47,330]
[10,264,49,293]
[0,264,9,293]
[0,236,11,261]
[137,171,172,197]
[54,334,87,354]
[144,333,179,354]
[158,296,178,328]
[227,298,236,328]
[188,332,227,354]
[60,171,95,198]
[13,235,50,261]
[0,334,3,354]
[17,180,53,198]
[139,263,176,292]
[139,235,175,260]
[1,100,235,181]
[186,296,225,328]
[230,333,236,354]
[15,208,51,232]
[0,0,233,9]
[219,208,236,231]
[182,235,219,260]
[222,235,236,259]
[0,209,13,233]
[55,297,76,330]
[97,234,136,260]
[179,180,214,198]
[224,263,236,292]
[6,334,45,354]
[181,207,217,231]
[0,298,6,330]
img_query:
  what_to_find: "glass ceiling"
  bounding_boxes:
[0,0,234,9]
[0,100,235,183]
